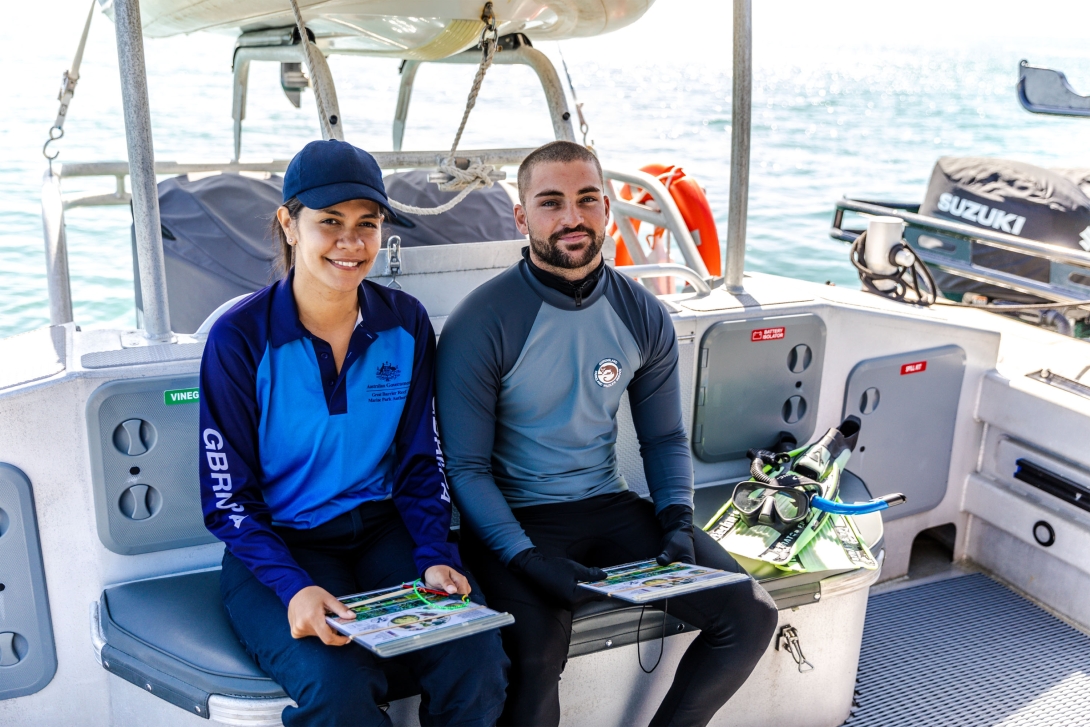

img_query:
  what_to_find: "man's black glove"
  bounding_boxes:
[509,548,608,609]
[656,505,696,566]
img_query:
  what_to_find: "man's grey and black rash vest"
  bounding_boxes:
[436,257,693,564]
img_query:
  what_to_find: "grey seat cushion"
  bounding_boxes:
[101,570,287,700]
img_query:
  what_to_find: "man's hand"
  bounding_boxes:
[509,548,608,609]
[287,585,354,645]
[424,564,472,596]
[656,505,696,566]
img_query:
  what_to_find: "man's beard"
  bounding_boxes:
[528,224,606,270]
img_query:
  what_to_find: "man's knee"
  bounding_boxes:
[701,580,778,651]
[497,621,566,686]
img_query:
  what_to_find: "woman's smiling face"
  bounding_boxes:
[280,198,383,294]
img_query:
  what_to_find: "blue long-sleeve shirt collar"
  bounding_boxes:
[268,268,401,349]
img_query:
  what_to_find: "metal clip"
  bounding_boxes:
[386,235,402,290]
[776,625,814,673]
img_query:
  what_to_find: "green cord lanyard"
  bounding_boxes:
[408,580,471,611]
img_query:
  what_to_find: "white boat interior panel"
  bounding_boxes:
[0,326,66,391]
[691,313,827,463]
[846,573,1090,726]
[0,464,57,701]
[86,375,215,555]
[841,345,965,520]
[81,343,205,369]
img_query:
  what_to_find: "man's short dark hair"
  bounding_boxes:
[517,141,603,204]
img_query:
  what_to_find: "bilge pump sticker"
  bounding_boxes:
[594,358,621,387]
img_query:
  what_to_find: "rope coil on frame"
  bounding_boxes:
[285,0,502,216]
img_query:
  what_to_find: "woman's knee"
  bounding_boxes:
[280,644,390,726]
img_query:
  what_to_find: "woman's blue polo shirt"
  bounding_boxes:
[198,272,459,606]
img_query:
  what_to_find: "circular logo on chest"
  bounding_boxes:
[594,358,622,388]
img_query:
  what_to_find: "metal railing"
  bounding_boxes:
[393,35,575,151]
[603,168,711,280]
[616,264,712,296]
[41,148,538,328]
[831,197,1090,304]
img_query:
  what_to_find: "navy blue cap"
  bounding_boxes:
[282,139,399,222]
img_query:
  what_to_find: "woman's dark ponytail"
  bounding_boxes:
[270,197,305,278]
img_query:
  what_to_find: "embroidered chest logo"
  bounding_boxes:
[376,361,400,382]
[594,358,622,388]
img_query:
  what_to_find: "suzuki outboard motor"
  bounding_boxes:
[919,156,1090,302]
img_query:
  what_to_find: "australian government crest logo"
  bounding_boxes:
[376,361,400,382]
[594,358,621,388]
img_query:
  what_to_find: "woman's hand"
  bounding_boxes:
[287,585,354,645]
[424,565,472,596]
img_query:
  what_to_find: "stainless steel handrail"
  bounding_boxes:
[832,197,1090,305]
[57,148,536,179]
[724,0,752,293]
[603,168,712,280]
[617,264,712,296]
[835,198,1090,270]
[54,149,536,212]
[114,0,171,341]
[400,42,576,146]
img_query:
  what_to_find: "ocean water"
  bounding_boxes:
[5,3,1090,339]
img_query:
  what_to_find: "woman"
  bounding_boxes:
[198,139,508,726]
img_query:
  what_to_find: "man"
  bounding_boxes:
[436,141,777,727]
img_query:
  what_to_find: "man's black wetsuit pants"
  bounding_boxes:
[461,491,779,727]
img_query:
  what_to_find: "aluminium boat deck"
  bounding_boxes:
[846,572,1090,726]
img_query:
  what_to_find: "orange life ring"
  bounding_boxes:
[609,164,721,277]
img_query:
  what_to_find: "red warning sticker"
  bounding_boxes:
[751,327,786,342]
[901,360,927,375]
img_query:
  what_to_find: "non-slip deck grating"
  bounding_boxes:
[844,573,1090,726]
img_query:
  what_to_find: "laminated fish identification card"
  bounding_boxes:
[579,560,749,603]
[327,585,514,658]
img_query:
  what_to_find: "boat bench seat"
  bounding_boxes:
[94,471,882,721]
[95,570,694,719]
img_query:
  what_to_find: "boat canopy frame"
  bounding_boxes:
[43,0,755,340]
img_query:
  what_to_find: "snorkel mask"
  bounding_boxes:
[733,417,905,532]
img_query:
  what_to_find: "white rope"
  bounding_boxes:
[387,164,496,215]
[286,0,336,141]
[447,19,498,159]
[284,0,501,216]
[390,5,501,216]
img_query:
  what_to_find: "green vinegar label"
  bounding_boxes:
[164,387,200,405]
